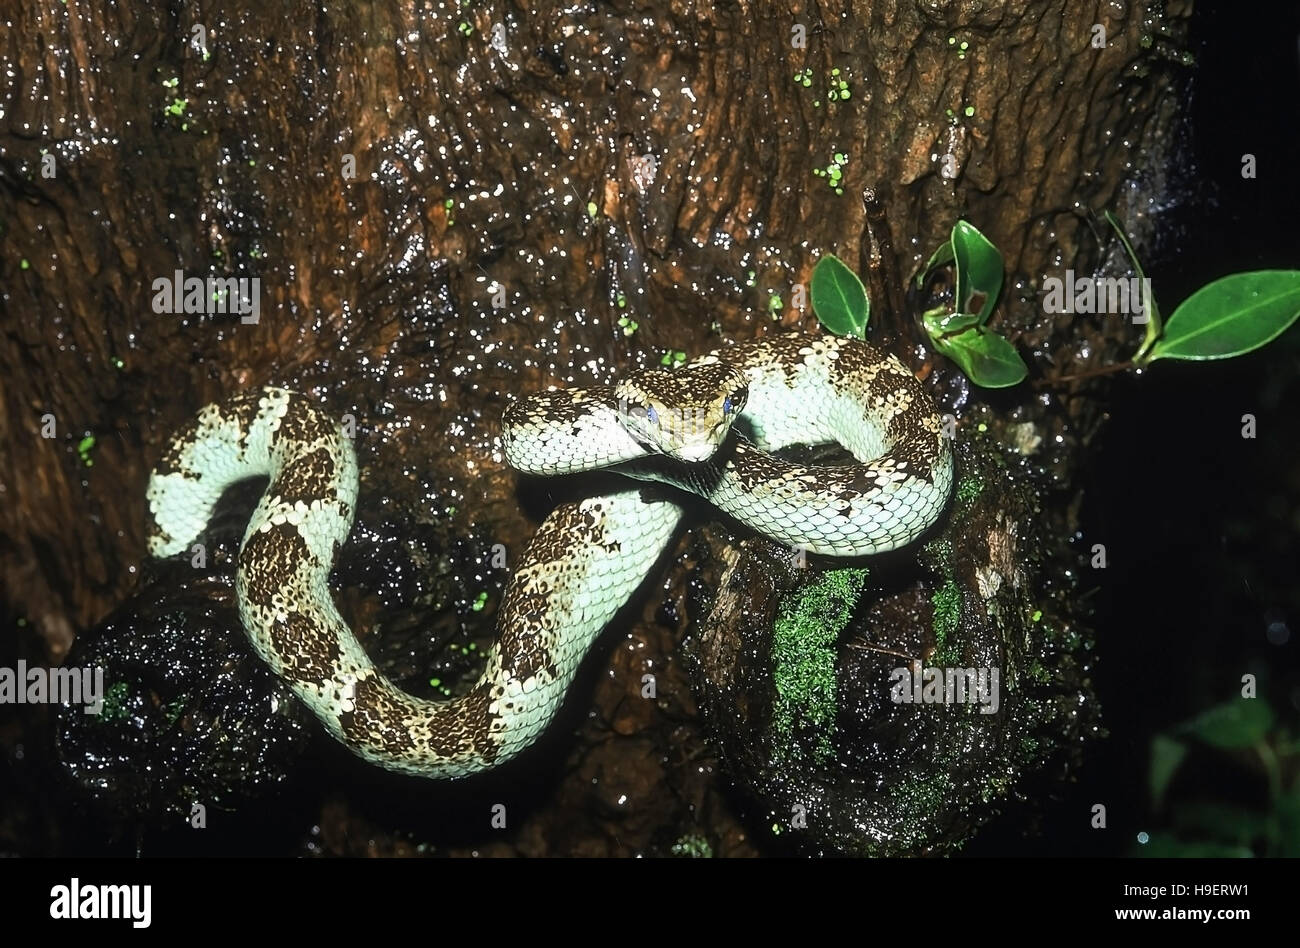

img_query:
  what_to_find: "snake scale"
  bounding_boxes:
[146,332,953,777]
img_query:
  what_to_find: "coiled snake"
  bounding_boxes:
[146,332,953,777]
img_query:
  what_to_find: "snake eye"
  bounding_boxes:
[645,405,658,425]
[722,397,732,415]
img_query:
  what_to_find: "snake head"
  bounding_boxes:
[615,362,748,463]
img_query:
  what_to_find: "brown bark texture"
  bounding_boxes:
[0,0,1190,854]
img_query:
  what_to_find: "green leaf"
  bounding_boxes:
[932,326,1027,388]
[922,309,982,339]
[1149,270,1300,361]
[951,220,1002,325]
[916,241,955,289]
[1177,699,1274,750]
[1149,735,1188,809]
[810,253,869,338]
[1103,210,1162,360]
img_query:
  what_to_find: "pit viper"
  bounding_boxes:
[146,332,953,777]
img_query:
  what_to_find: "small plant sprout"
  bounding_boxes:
[812,153,847,195]
[660,350,687,367]
[908,212,1300,388]
[77,435,96,467]
[916,220,1028,388]
[809,232,1024,388]
[793,67,813,87]
[617,315,638,336]
[1103,211,1300,366]
[810,254,869,338]
[828,67,851,101]
[471,591,488,612]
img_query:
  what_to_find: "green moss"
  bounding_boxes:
[888,771,954,827]
[162,696,186,727]
[930,579,961,665]
[955,473,983,507]
[1026,658,1052,685]
[669,833,713,858]
[921,537,955,577]
[770,567,868,766]
[96,680,130,724]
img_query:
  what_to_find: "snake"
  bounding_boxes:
[145,332,953,778]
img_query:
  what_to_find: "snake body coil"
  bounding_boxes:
[147,333,952,777]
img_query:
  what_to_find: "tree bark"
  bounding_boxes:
[1,0,1190,854]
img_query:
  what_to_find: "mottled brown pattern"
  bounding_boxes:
[426,683,500,763]
[152,435,194,478]
[337,675,501,764]
[526,499,596,568]
[228,389,270,456]
[152,409,210,477]
[625,363,745,405]
[821,335,893,385]
[709,333,806,387]
[885,397,943,481]
[271,446,336,507]
[276,396,336,447]
[337,674,413,758]
[268,610,341,684]
[240,521,313,610]
[503,389,590,429]
[824,336,944,484]
[496,581,559,682]
[725,441,794,493]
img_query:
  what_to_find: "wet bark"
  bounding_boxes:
[1,0,1189,854]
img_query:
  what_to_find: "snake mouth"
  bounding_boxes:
[673,441,720,463]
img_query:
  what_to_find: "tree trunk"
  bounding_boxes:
[1,0,1191,855]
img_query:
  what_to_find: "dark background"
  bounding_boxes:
[970,0,1300,855]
